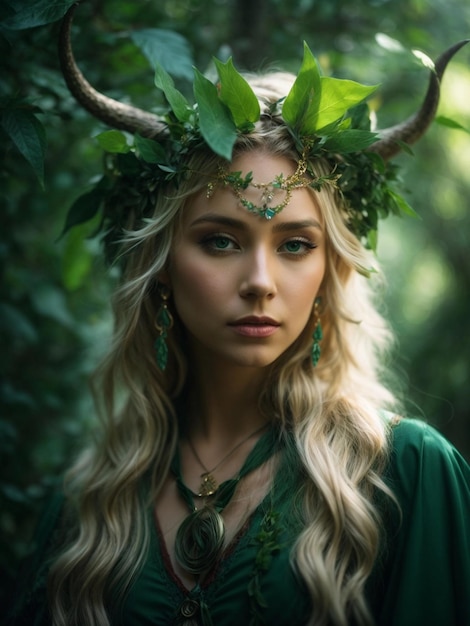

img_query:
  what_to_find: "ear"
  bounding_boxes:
[157,268,172,289]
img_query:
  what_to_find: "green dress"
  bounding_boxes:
[7,418,470,626]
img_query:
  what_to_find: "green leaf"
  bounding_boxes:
[0,0,75,30]
[61,224,95,291]
[310,77,378,133]
[282,42,378,136]
[134,134,168,164]
[387,189,420,218]
[323,129,378,153]
[193,68,237,160]
[154,63,191,122]
[130,28,194,81]
[214,57,260,129]
[282,42,321,131]
[367,229,378,252]
[1,107,46,186]
[60,177,109,236]
[348,102,372,131]
[435,115,470,134]
[95,130,130,154]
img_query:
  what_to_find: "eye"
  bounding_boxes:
[280,238,317,256]
[212,235,232,249]
[199,233,239,254]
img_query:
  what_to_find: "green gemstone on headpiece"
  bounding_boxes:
[264,208,276,220]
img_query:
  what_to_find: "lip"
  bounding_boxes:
[228,316,280,338]
[231,315,280,326]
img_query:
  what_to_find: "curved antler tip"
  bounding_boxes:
[370,40,469,161]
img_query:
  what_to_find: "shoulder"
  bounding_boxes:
[383,416,470,501]
[388,416,463,462]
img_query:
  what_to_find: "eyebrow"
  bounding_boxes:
[189,214,323,231]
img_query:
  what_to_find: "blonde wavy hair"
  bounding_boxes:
[48,72,399,626]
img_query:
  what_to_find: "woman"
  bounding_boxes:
[8,7,470,626]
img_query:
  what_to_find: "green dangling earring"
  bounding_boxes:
[154,285,174,371]
[311,297,323,367]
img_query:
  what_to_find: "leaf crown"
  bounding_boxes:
[64,42,417,263]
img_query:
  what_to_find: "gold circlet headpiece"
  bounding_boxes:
[206,156,312,220]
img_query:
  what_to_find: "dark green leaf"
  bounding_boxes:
[214,57,260,129]
[60,178,109,236]
[131,28,194,81]
[323,129,378,153]
[1,107,46,186]
[387,189,420,218]
[134,134,168,164]
[193,68,237,160]
[154,63,191,122]
[0,0,75,30]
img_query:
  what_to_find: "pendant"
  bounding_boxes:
[175,506,225,575]
[198,472,218,497]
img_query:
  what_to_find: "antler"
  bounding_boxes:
[58,3,166,137]
[369,39,469,161]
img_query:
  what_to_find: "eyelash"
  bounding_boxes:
[199,233,317,257]
[280,238,317,256]
[199,233,238,254]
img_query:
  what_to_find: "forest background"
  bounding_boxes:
[1,0,469,604]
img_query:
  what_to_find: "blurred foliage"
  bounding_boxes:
[1,0,469,607]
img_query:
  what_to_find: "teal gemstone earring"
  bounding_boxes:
[154,285,173,371]
[311,297,323,367]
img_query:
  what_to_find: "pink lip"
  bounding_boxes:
[229,316,280,337]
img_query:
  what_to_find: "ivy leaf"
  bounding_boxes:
[214,57,260,130]
[131,28,194,81]
[0,0,75,30]
[134,134,168,164]
[282,42,321,132]
[95,130,130,154]
[1,107,46,187]
[154,63,192,123]
[193,68,237,160]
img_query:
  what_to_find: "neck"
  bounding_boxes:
[181,359,271,442]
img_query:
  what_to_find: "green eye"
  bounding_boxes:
[214,236,231,249]
[285,241,302,253]
[281,239,316,256]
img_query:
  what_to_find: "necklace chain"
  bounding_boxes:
[186,423,269,497]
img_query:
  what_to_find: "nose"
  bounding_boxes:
[239,246,277,299]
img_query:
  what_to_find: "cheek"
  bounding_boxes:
[169,256,229,312]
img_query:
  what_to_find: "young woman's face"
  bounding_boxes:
[165,150,326,370]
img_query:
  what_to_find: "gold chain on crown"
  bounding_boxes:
[207,156,311,220]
